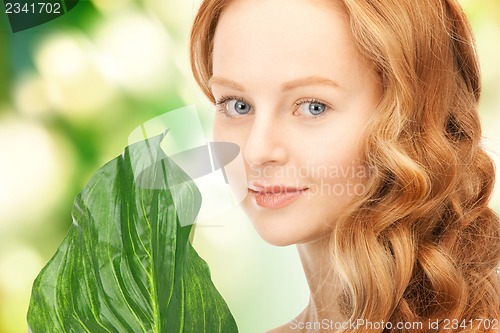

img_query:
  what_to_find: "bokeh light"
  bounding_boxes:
[0,117,73,231]
[34,31,117,117]
[93,12,172,96]
[13,73,51,116]
[0,243,44,333]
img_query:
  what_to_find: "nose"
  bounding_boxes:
[243,112,288,168]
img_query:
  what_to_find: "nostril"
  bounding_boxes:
[244,123,288,167]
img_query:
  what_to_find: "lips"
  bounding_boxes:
[248,183,308,209]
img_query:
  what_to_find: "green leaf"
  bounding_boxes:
[27,132,238,333]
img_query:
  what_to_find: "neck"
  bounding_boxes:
[296,236,344,324]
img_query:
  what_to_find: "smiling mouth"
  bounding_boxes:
[248,185,309,209]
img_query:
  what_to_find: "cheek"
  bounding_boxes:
[212,119,250,201]
[302,134,362,172]
[213,118,252,171]
[304,138,367,199]
[213,118,247,147]
[212,117,227,142]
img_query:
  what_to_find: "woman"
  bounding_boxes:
[190,0,500,332]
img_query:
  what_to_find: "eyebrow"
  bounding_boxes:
[208,77,245,91]
[208,75,340,92]
[282,76,340,90]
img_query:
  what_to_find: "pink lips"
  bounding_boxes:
[248,184,308,209]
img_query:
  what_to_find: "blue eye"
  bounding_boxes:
[307,102,326,115]
[216,96,252,117]
[229,100,251,115]
[295,99,329,117]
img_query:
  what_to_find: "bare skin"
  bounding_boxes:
[210,0,381,330]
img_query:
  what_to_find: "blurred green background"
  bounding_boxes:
[0,0,498,332]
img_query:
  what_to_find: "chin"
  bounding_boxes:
[241,199,332,246]
[258,234,298,247]
[251,220,326,247]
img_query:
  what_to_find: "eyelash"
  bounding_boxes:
[293,98,331,118]
[214,96,332,118]
[215,95,251,118]
[215,95,237,105]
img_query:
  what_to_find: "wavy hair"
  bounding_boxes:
[190,0,500,331]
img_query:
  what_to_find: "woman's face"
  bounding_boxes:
[210,0,381,246]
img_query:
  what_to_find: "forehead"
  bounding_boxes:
[212,0,368,85]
